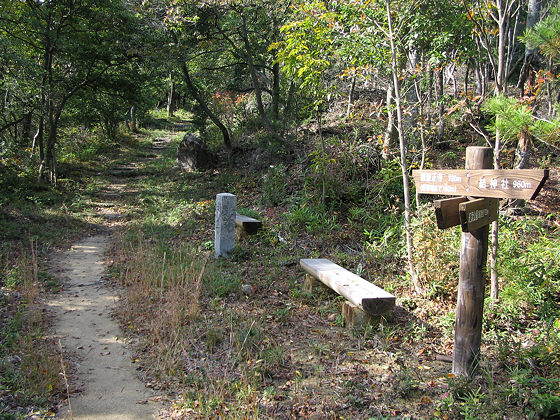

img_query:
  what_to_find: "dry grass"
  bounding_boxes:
[111,231,209,380]
[0,241,63,415]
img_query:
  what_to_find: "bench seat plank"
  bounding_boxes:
[300,258,395,315]
[235,214,262,234]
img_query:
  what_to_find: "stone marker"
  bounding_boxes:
[215,193,236,258]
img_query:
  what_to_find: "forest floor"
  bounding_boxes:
[93,121,560,418]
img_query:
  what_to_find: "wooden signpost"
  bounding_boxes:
[413,147,548,377]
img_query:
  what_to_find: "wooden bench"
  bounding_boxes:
[235,213,262,238]
[300,258,396,328]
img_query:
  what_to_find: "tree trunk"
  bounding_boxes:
[45,117,58,185]
[180,61,232,150]
[346,76,356,118]
[239,13,286,147]
[464,61,470,97]
[496,0,507,94]
[129,106,137,132]
[22,112,32,147]
[386,0,422,295]
[437,68,445,143]
[383,83,397,160]
[489,127,502,302]
[476,63,483,95]
[167,73,174,118]
[518,0,541,95]
[272,61,280,121]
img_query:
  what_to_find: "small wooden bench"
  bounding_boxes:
[300,258,396,328]
[235,213,262,238]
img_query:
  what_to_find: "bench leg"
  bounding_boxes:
[342,301,376,329]
[236,225,247,240]
[303,274,319,293]
[303,274,332,294]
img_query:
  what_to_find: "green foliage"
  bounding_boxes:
[482,95,560,148]
[412,205,461,298]
[523,6,560,62]
[360,158,406,261]
[273,1,335,102]
[286,203,339,234]
[482,96,536,144]
[203,261,241,298]
[58,127,116,163]
[496,216,560,323]
[261,164,288,206]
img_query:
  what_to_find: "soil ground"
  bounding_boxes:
[49,235,160,419]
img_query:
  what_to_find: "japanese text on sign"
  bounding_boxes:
[412,169,548,200]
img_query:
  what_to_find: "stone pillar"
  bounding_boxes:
[215,193,236,258]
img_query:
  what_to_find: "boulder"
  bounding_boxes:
[177,133,214,171]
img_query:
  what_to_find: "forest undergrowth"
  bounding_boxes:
[1,112,559,419]
[108,114,560,418]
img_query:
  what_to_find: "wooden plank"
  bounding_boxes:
[235,213,262,234]
[412,169,548,200]
[434,196,467,229]
[300,259,395,316]
[459,198,499,232]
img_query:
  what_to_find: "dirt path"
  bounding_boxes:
[49,235,159,419]
[46,134,179,419]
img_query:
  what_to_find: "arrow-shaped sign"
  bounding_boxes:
[412,169,548,200]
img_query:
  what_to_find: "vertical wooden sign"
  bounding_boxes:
[452,146,492,377]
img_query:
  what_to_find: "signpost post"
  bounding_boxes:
[412,146,548,376]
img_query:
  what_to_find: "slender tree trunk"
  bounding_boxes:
[45,116,57,185]
[22,112,32,147]
[386,0,422,295]
[167,73,174,118]
[318,110,326,206]
[239,13,286,147]
[180,61,232,149]
[476,64,483,95]
[518,0,541,95]
[427,68,433,129]
[272,61,280,121]
[437,68,445,143]
[496,0,507,94]
[464,61,470,97]
[547,58,554,117]
[36,116,45,179]
[38,16,52,182]
[383,83,397,160]
[346,76,356,118]
[414,77,426,206]
[129,106,137,132]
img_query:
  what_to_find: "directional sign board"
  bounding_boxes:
[434,197,467,229]
[412,169,549,200]
[459,198,499,232]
